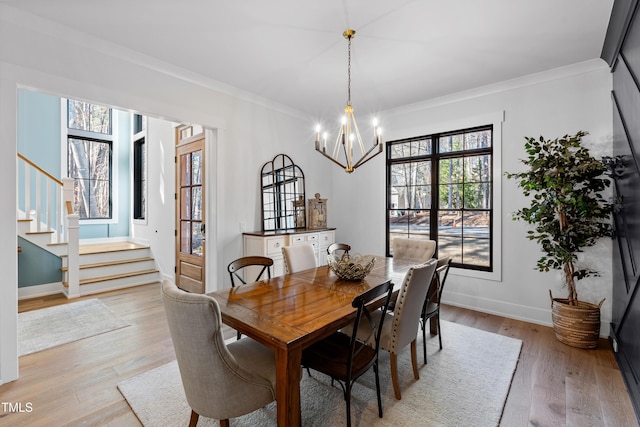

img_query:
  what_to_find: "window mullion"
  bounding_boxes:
[430,137,439,246]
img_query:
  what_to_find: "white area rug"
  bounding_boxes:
[18,298,130,356]
[118,321,522,427]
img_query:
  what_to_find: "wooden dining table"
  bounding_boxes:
[208,256,435,427]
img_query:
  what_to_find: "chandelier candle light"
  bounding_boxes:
[315,29,383,173]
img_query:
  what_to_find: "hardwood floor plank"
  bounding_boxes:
[1,284,636,426]
[566,375,604,426]
[595,364,638,427]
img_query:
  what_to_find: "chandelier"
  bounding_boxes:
[315,29,383,173]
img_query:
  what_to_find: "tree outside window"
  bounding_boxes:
[67,100,112,219]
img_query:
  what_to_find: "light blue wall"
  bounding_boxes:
[17,90,133,286]
[17,89,61,174]
[17,89,61,215]
[17,237,62,287]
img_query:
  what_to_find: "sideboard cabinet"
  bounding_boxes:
[243,228,336,278]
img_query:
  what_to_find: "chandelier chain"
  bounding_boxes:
[347,36,351,105]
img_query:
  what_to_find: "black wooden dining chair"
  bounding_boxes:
[301,280,394,427]
[227,256,274,287]
[327,242,351,257]
[421,256,451,364]
[227,256,274,339]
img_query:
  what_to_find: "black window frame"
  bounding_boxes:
[386,124,494,272]
[133,136,146,220]
[67,136,113,220]
[66,99,114,220]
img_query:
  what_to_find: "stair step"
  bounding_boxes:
[62,269,159,287]
[61,257,155,272]
[79,242,150,255]
[61,247,151,265]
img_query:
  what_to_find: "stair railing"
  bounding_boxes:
[17,153,76,242]
[18,153,80,296]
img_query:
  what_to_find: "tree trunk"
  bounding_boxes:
[558,208,578,305]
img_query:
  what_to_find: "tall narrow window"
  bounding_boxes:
[133,114,146,220]
[387,125,493,271]
[67,100,113,219]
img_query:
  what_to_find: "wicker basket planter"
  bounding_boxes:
[550,291,604,349]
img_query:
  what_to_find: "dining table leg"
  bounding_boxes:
[275,345,302,427]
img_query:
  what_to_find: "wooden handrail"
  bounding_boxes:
[17,153,63,186]
[66,201,73,215]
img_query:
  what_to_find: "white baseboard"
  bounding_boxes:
[443,291,611,338]
[18,282,64,299]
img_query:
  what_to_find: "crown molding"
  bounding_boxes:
[0,4,308,121]
[385,59,610,117]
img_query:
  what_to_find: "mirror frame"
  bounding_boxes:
[261,154,306,231]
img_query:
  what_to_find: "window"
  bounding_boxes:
[132,114,146,221]
[387,125,493,271]
[67,100,113,219]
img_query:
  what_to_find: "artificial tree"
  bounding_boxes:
[506,130,612,306]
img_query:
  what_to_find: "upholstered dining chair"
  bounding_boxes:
[161,280,277,427]
[421,256,452,364]
[227,256,274,339]
[302,280,394,427]
[343,259,438,400]
[282,243,317,274]
[391,237,436,263]
[387,237,436,313]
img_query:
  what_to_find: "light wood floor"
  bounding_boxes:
[2,283,637,426]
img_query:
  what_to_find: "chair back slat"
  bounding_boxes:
[327,243,351,260]
[228,256,274,287]
[348,281,394,377]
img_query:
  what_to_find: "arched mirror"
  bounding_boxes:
[261,154,306,231]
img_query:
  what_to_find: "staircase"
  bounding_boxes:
[17,153,161,298]
[61,242,160,295]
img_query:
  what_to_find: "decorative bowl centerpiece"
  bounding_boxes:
[327,252,376,281]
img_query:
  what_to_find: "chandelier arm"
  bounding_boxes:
[342,137,351,167]
[332,128,343,159]
[350,115,366,155]
[352,144,383,170]
[316,147,348,170]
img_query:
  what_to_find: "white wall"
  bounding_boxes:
[331,60,614,333]
[129,117,177,281]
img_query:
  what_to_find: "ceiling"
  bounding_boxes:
[2,0,614,120]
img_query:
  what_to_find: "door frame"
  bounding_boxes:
[174,125,219,294]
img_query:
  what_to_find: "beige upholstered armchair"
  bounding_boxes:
[161,280,277,427]
[391,237,436,263]
[343,259,437,400]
